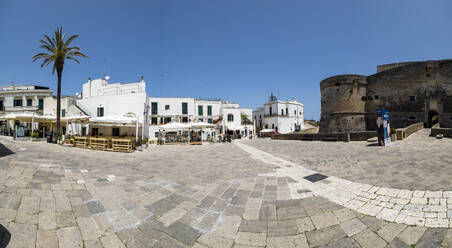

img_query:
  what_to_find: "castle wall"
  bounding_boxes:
[319,75,367,133]
[320,59,452,132]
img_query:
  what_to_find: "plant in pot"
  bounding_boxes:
[31,132,39,141]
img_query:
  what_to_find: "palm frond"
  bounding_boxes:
[66,56,80,63]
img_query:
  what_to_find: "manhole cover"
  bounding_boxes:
[303,173,328,182]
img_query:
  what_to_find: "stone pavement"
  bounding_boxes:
[243,129,452,190]
[0,134,451,247]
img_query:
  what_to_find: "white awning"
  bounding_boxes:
[89,115,137,124]
[191,122,215,129]
[260,129,274,133]
[159,122,191,130]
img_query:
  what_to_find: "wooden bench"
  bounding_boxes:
[74,137,89,148]
[90,137,109,151]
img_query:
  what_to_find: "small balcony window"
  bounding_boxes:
[410,96,416,102]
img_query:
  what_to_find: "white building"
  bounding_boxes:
[253,99,304,134]
[148,97,254,140]
[0,83,53,136]
[76,76,149,137]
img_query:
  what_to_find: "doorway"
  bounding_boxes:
[428,110,439,127]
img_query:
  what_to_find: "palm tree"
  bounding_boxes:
[33,27,87,142]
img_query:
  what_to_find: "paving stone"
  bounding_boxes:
[100,234,126,248]
[198,233,234,248]
[359,215,387,231]
[339,218,367,237]
[197,196,217,209]
[56,211,76,228]
[117,228,158,248]
[86,200,106,215]
[7,222,37,248]
[385,237,411,248]
[179,207,207,225]
[239,219,267,233]
[305,225,347,247]
[195,212,220,231]
[77,216,102,241]
[259,205,276,220]
[354,229,387,248]
[415,227,448,247]
[377,222,406,242]
[57,226,83,248]
[319,237,360,248]
[296,217,315,233]
[311,212,339,229]
[210,198,230,212]
[276,206,306,220]
[333,208,356,222]
[84,239,104,248]
[396,226,427,245]
[442,229,452,247]
[37,229,58,248]
[268,220,298,237]
[234,231,266,247]
[267,234,309,248]
[214,215,241,239]
[38,211,56,230]
[166,221,201,246]
[158,207,188,227]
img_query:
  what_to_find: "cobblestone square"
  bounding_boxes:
[0,130,451,247]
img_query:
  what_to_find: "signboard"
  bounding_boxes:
[376,109,391,146]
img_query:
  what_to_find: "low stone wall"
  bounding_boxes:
[272,131,377,142]
[430,123,452,138]
[395,122,424,140]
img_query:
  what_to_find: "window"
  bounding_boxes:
[227,114,234,122]
[259,115,262,119]
[155,132,159,138]
[151,102,158,115]
[182,117,188,123]
[27,99,33,106]
[294,110,296,115]
[182,102,188,114]
[410,96,416,102]
[361,96,367,101]
[265,124,268,128]
[0,100,3,111]
[97,107,104,117]
[151,117,157,125]
[207,105,212,116]
[207,118,212,124]
[92,128,99,136]
[14,99,22,107]
[164,117,171,124]
[112,128,120,136]
[281,109,284,115]
[62,109,66,117]
[198,105,203,115]
[269,107,272,116]
[374,95,379,100]
[38,99,44,110]
[286,108,288,116]
[199,118,203,122]
[165,105,170,110]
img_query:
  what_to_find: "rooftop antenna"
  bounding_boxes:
[103,60,107,77]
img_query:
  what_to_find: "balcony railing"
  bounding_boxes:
[4,106,39,111]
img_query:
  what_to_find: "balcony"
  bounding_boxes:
[4,106,40,112]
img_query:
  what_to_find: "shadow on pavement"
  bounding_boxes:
[0,224,10,248]
[0,142,15,158]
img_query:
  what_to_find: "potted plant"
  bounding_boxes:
[30,132,39,141]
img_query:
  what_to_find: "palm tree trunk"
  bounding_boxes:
[54,69,62,143]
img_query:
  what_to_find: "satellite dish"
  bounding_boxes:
[105,76,110,80]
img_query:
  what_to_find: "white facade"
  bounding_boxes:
[148,97,254,140]
[0,84,53,114]
[253,99,304,134]
[77,76,149,137]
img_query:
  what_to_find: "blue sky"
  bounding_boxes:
[1,1,452,120]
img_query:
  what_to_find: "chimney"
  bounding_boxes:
[11,82,14,88]
[88,77,91,82]
[141,76,144,83]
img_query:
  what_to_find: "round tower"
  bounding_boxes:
[319,74,368,133]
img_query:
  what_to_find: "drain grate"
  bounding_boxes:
[303,173,328,182]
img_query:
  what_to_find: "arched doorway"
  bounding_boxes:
[428,110,439,127]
